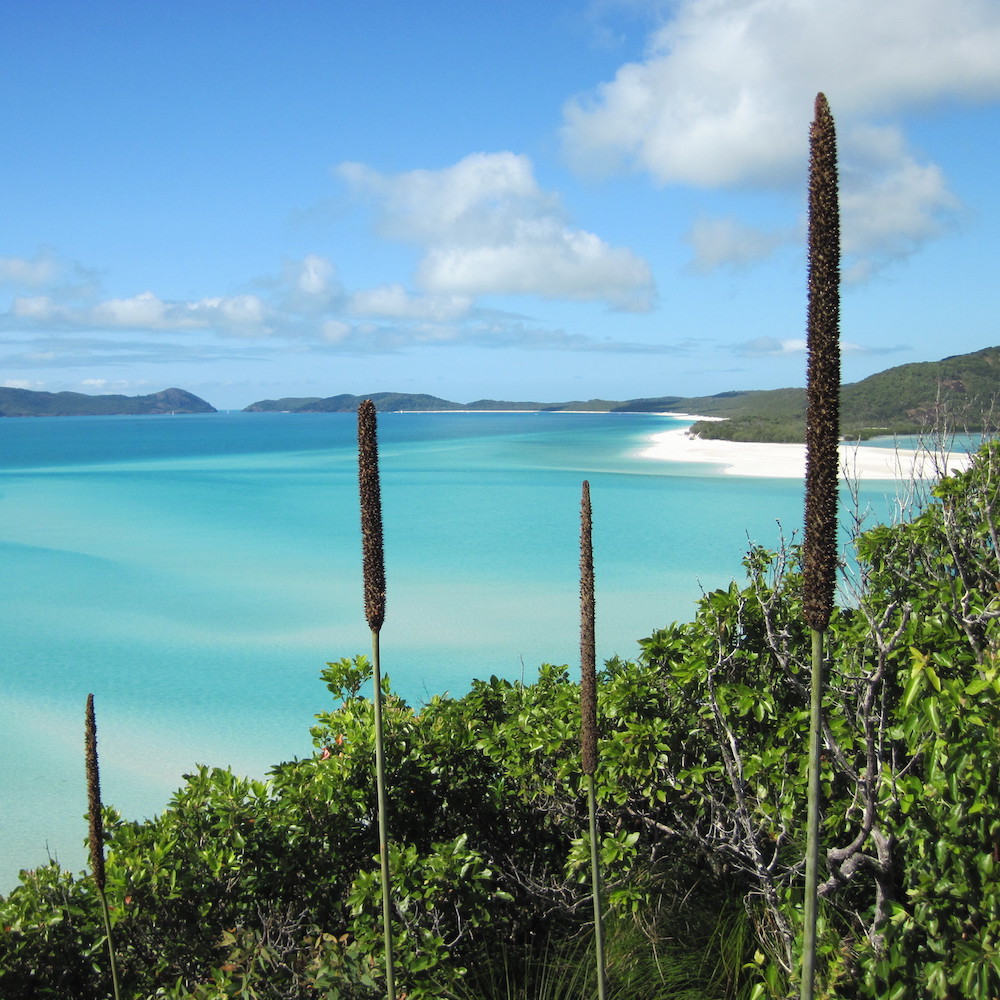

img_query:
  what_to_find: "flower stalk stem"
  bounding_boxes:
[371,628,396,1000]
[86,695,121,1000]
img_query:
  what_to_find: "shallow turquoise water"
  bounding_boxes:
[0,411,915,889]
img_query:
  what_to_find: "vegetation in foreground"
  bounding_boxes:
[3,439,1000,998]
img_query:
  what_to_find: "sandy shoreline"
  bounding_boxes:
[640,427,974,480]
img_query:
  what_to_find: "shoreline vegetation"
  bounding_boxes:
[3,345,1000,443]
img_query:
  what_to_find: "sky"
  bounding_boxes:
[2,0,999,411]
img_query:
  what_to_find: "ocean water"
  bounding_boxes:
[0,411,919,890]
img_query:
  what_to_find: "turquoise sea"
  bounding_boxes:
[0,410,923,890]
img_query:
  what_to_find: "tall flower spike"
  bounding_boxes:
[85,693,106,893]
[358,400,386,632]
[803,92,841,631]
[580,480,597,776]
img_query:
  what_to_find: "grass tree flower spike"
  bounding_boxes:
[579,480,607,1000]
[800,92,841,1000]
[803,91,841,634]
[358,398,386,633]
[357,399,396,1000]
[580,480,597,778]
[85,694,106,894]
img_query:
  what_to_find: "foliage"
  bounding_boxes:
[4,441,1000,998]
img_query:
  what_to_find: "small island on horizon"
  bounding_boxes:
[4,345,999,444]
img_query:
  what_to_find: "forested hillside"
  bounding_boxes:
[685,346,1000,441]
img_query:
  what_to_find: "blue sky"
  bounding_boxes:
[2,0,999,410]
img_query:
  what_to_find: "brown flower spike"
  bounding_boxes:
[580,480,597,776]
[85,693,106,893]
[803,93,841,631]
[358,400,386,632]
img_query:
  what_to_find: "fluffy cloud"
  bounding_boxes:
[9,290,275,338]
[349,284,473,322]
[839,124,960,279]
[338,152,655,311]
[564,0,1000,186]
[564,0,1000,273]
[1,245,663,361]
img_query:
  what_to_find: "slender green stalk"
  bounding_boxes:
[801,92,841,1000]
[358,399,395,1000]
[85,694,121,1000]
[579,481,607,1000]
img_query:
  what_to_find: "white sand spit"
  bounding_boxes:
[640,428,974,481]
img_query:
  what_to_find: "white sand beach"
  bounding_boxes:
[641,427,974,480]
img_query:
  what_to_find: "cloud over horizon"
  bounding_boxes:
[1,152,657,365]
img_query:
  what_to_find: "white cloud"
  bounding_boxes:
[7,290,275,338]
[1,236,657,362]
[736,337,807,357]
[93,291,173,328]
[563,0,1000,187]
[350,284,473,322]
[563,0,1000,274]
[294,255,334,297]
[274,254,342,313]
[338,152,655,311]
[839,125,960,279]
[339,154,544,243]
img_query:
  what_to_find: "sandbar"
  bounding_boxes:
[640,427,973,481]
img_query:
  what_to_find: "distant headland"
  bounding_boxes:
[0,386,215,417]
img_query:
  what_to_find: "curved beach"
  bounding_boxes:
[641,427,974,480]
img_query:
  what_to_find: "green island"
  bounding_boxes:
[3,437,1000,999]
[246,345,1000,444]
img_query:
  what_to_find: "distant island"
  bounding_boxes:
[243,346,1000,443]
[5,346,998,439]
[0,387,215,417]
